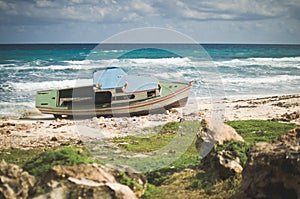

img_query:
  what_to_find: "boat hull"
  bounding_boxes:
[36,82,192,117]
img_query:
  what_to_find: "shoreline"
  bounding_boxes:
[0,93,299,150]
[1,92,300,118]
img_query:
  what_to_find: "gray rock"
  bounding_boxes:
[217,150,243,174]
[0,159,36,199]
[201,148,243,180]
[106,182,137,199]
[105,164,147,197]
[36,163,145,199]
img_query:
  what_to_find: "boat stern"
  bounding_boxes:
[35,90,58,111]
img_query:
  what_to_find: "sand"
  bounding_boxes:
[0,94,299,150]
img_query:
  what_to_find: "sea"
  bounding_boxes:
[1,43,300,117]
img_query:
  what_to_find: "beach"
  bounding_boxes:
[1,44,300,151]
[1,94,299,150]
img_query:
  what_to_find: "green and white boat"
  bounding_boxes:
[35,67,193,118]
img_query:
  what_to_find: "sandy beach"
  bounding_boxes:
[1,94,299,150]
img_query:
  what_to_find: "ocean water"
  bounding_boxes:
[1,44,300,116]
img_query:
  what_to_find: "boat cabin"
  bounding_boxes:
[57,67,161,108]
[92,67,161,105]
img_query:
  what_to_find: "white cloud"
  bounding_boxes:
[1,0,299,24]
[69,0,84,4]
[35,0,58,8]
[131,0,155,15]
[156,0,291,21]
[0,0,299,43]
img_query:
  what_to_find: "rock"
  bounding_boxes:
[272,111,300,123]
[0,159,36,199]
[195,119,244,159]
[217,150,243,174]
[50,137,58,141]
[214,123,244,144]
[46,164,117,184]
[98,116,106,125]
[168,149,176,154]
[0,128,10,135]
[38,163,143,199]
[197,119,244,145]
[195,121,215,158]
[67,177,103,186]
[106,182,137,199]
[240,128,300,199]
[272,101,299,108]
[34,180,115,199]
[105,164,147,198]
[201,148,243,180]
[198,118,244,179]
[0,121,26,131]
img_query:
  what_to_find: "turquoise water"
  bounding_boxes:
[1,44,300,116]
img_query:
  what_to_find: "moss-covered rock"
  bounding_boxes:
[0,159,36,199]
[23,146,94,179]
[239,128,300,199]
[37,163,147,199]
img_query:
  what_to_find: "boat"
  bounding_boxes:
[35,67,193,118]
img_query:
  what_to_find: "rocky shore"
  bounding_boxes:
[1,94,299,150]
[0,94,299,198]
[0,109,197,150]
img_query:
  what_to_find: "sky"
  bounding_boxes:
[0,0,300,44]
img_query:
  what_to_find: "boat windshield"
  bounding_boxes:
[93,67,126,89]
[93,67,159,92]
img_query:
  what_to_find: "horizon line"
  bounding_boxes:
[0,42,300,45]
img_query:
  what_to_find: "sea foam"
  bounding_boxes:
[6,79,92,92]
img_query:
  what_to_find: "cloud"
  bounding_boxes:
[0,0,299,43]
[129,0,155,15]
[0,0,299,25]
[155,0,290,21]
[35,0,58,8]
[0,0,156,25]
[0,0,8,9]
